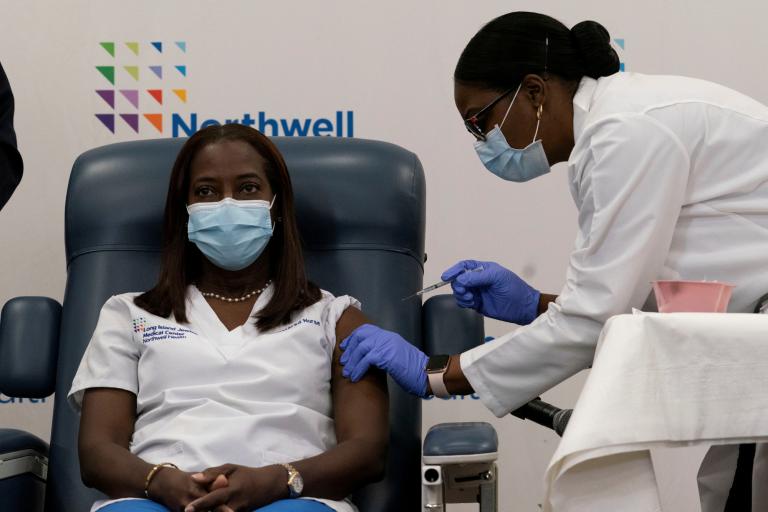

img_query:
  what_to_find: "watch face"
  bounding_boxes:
[427,354,450,372]
[292,472,304,493]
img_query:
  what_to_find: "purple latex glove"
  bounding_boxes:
[442,259,540,325]
[340,324,429,397]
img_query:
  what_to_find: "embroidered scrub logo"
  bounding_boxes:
[272,317,321,334]
[133,317,147,333]
[139,324,197,344]
[94,40,188,134]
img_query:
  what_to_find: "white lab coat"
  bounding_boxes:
[460,73,768,509]
[69,285,359,512]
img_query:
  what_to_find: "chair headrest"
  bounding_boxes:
[65,136,425,266]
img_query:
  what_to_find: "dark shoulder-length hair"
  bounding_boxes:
[134,124,321,331]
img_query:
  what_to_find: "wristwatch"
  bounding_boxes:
[426,354,451,399]
[281,463,304,498]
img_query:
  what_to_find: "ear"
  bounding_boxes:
[522,74,547,111]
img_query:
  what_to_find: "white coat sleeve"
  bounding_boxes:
[67,295,141,412]
[460,113,691,416]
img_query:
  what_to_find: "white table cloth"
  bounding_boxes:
[544,312,768,512]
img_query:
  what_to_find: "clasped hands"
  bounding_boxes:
[148,462,286,512]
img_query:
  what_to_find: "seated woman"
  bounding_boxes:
[68,124,389,512]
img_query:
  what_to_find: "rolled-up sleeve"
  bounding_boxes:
[461,114,691,416]
[320,294,362,356]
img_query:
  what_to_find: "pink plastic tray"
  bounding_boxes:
[652,280,734,313]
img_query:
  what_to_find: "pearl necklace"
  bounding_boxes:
[199,280,272,303]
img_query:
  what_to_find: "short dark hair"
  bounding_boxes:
[455,12,620,92]
[135,124,321,331]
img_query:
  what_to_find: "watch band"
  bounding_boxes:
[427,366,451,399]
[281,462,303,498]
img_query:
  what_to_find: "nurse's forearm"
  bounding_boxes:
[434,293,556,397]
[538,293,558,315]
[441,354,475,396]
[437,294,557,397]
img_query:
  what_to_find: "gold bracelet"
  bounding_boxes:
[144,462,178,498]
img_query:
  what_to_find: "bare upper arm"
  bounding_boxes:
[331,307,389,445]
[79,388,137,451]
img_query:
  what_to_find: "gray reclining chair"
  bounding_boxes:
[3,134,697,512]
[0,136,457,511]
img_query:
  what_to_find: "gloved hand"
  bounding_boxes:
[442,259,540,325]
[340,324,429,398]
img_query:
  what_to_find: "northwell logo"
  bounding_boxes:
[171,111,354,138]
[94,40,355,137]
[94,40,187,134]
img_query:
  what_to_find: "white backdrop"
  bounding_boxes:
[2,1,768,510]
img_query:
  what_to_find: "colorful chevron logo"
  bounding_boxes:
[613,38,626,72]
[94,40,188,134]
[93,39,356,139]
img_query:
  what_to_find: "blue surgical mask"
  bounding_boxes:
[474,84,551,182]
[187,196,275,271]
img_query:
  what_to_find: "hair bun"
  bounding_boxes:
[570,20,620,79]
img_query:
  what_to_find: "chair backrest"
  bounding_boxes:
[47,137,426,512]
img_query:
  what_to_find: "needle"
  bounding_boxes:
[401,266,485,301]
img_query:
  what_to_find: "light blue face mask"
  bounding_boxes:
[187,196,275,271]
[473,84,551,182]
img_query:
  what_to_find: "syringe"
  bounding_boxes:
[401,266,485,301]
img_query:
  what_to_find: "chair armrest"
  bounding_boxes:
[0,297,61,398]
[423,422,498,464]
[0,429,48,512]
[0,429,48,456]
[0,428,49,480]
[422,294,484,355]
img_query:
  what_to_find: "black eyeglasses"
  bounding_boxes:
[465,37,550,141]
[463,87,516,141]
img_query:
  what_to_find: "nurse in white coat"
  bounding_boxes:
[340,11,768,511]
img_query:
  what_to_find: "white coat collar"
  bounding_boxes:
[572,76,598,141]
